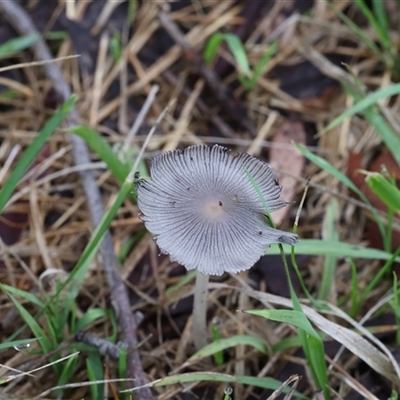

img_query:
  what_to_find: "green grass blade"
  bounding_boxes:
[342,84,400,169]
[55,351,79,396]
[354,0,390,49]
[365,173,400,212]
[204,33,224,64]
[246,309,320,339]
[204,33,251,77]
[295,143,386,240]
[136,372,308,399]
[279,242,329,397]
[210,319,224,365]
[76,308,108,332]
[5,158,134,345]
[372,0,390,45]
[165,270,196,296]
[0,338,39,351]
[359,245,400,303]
[268,239,400,262]
[0,34,39,58]
[118,346,127,379]
[86,352,104,400]
[247,40,277,90]
[47,166,136,308]
[349,259,359,317]
[110,32,122,62]
[318,198,339,300]
[332,4,385,63]
[223,33,251,77]
[127,0,138,26]
[0,96,77,214]
[320,83,400,135]
[189,335,268,361]
[0,284,45,308]
[5,292,53,353]
[71,126,130,184]
[295,143,364,198]
[305,334,330,395]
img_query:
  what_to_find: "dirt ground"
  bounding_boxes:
[1,1,400,399]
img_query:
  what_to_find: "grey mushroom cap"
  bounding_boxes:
[136,145,298,276]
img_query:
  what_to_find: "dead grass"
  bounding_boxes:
[1,1,400,399]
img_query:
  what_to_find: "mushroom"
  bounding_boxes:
[136,145,298,350]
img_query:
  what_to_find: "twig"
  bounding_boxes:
[76,331,127,359]
[0,55,80,74]
[123,84,159,152]
[0,2,154,398]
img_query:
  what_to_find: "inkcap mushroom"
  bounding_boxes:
[136,144,298,350]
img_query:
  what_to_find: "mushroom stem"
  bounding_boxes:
[192,271,209,350]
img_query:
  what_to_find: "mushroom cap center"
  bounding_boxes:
[201,197,228,221]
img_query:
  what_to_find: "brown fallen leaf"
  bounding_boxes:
[268,115,306,226]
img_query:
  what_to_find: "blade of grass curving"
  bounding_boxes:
[0,284,45,308]
[189,335,268,361]
[75,308,108,332]
[331,4,385,64]
[354,0,390,50]
[129,372,309,399]
[245,310,320,339]
[295,143,386,241]
[295,144,364,197]
[0,33,39,58]
[372,0,390,45]
[203,33,251,77]
[0,96,76,214]
[246,41,277,90]
[222,33,251,77]
[342,83,400,166]
[204,33,225,64]
[5,292,53,353]
[0,337,38,351]
[268,239,400,262]
[71,126,130,183]
[320,84,400,140]
[365,172,400,212]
